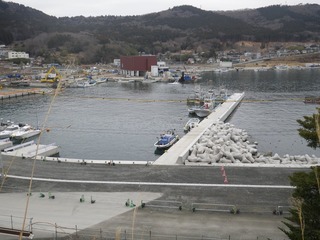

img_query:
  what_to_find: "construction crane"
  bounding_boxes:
[40,66,62,83]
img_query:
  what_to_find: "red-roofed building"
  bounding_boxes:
[120,55,157,77]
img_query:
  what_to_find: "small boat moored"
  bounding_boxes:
[0,120,13,131]
[95,78,107,84]
[76,76,97,88]
[0,123,21,139]
[189,88,229,118]
[154,129,179,151]
[183,118,200,132]
[193,99,214,118]
[11,125,41,140]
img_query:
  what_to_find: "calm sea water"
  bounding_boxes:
[1,68,320,161]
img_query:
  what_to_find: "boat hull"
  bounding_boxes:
[184,118,200,132]
[0,129,20,139]
[194,109,211,118]
[154,137,179,149]
[154,130,179,150]
[0,132,14,139]
[12,130,41,140]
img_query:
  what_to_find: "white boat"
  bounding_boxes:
[0,120,12,131]
[183,118,200,132]
[194,107,212,118]
[11,125,41,140]
[193,99,214,118]
[188,106,198,115]
[188,88,229,118]
[95,78,107,84]
[154,129,179,150]
[0,124,21,139]
[76,79,97,88]
[168,80,180,85]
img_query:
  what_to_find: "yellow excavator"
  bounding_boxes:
[40,66,62,83]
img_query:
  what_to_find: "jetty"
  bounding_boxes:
[0,138,13,151]
[0,88,47,100]
[154,92,245,165]
[1,141,60,161]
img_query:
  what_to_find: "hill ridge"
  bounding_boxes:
[0,1,319,64]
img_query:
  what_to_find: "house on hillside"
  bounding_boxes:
[120,55,157,77]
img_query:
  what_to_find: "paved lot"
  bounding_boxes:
[0,158,311,239]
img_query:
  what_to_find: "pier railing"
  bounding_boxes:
[0,214,33,239]
[27,224,280,240]
[3,140,35,153]
[0,210,287,240]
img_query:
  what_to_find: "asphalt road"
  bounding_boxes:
[0,158,311,239]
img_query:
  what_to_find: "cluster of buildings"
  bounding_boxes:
[118,42,320,75]
[213,43,320,64]
[1,42,319,75]
[0,45,29,60]
[165,43,320,67]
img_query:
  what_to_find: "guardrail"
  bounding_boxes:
[191,203,240,214]
[3,141,34,152]
[0,214,33,239]
[141,200,182,210]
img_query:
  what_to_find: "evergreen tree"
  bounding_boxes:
[297,108,320,149]
[280,167,320,240]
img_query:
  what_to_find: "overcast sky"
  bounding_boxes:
[5,0,319,17]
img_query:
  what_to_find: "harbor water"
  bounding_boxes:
[1,68,320,161]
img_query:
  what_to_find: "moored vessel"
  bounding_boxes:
[154,129,179,150]
[11,125,41,140]
[183,118,200,132]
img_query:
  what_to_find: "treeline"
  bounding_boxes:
[0,1,319,64]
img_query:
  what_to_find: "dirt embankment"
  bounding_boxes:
[238,53,320,68]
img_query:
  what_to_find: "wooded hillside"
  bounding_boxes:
[0,1,319,64]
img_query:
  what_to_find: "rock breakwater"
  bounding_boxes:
[186,122,320,165]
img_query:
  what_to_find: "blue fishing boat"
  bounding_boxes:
[154,129,179,150]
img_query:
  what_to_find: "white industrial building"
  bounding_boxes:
[7,51,29,59]
[219,61,233,68]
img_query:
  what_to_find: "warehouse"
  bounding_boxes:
[120,55,157,77]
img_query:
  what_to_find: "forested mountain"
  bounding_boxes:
[0,1,319,64]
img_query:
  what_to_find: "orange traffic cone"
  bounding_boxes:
[224,176,228,184]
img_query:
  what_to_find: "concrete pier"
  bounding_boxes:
[0,88,47,100]
[0,138,13,151]
[1,141,60,161]
[154,92,245,165]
